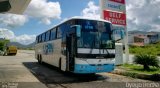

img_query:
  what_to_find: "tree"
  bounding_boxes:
[0,39,10,51]
[0,41,5,51]
[134,54,159,70]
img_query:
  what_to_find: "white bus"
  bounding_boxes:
[35,17,115,74]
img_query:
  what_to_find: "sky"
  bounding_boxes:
[0,0,160,45]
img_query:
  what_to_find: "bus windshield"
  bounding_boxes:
[77,32,114,49]
[77,20,114,49]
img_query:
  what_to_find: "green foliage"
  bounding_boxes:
[122,71,137,78]
[0,41,5,51]
[122,64,160,74]
[129,42,160,56]
[134,54,159,70]
[0,39,10,51]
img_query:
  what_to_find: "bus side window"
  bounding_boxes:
[38,35,42,43]
[40,35,42,43]
[51,29,56,40]
[42,33,46,42]
[56,27,62,38]
[44,33,46,42]
[46,31,50,41]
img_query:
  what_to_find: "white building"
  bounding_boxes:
[128,31,159,46]
[128,34,134,45]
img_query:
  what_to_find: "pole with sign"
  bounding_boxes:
[100,0,129,64]
[103,10,126,26]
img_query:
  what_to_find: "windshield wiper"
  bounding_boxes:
[105,48,111,57]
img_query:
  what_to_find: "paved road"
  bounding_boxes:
[0,50,47,88]
[0,50,153,88]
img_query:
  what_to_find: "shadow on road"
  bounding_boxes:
[23,62,108,84]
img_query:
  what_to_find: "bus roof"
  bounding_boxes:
[59,17,111,26]
[37,17,111,37]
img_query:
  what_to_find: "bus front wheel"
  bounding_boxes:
[59,58,62,70]
[38,55,42,64]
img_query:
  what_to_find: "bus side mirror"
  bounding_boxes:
[76,25,81,38]
[112,28,125,42]
[71,25,81,38]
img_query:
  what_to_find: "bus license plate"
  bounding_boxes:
[96,66,103,70]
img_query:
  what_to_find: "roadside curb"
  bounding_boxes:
[111,69,160,81]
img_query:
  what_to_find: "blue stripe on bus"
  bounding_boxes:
[74,64,115,74]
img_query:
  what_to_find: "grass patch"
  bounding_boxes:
[129,42,160,56]
[120,64,160,75]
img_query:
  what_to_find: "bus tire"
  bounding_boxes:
[37,54,39,60]
[38,55,42,64]
[59,58,62,70]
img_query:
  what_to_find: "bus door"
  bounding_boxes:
[66,33,76,71]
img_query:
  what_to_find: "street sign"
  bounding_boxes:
[109,0,125,4]
[105,0,126,12]
[103,10,126,26]
[100,0,126,26]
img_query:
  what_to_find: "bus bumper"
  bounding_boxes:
[74,64,115,74]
